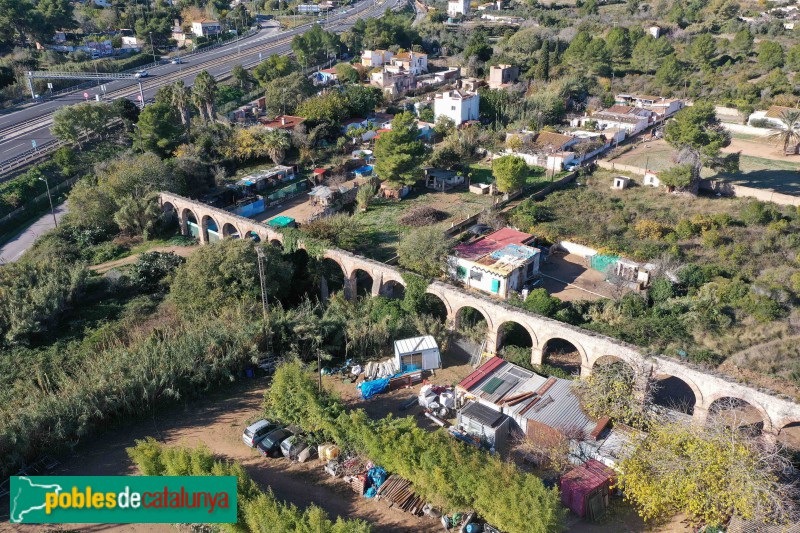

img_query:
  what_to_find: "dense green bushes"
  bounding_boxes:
[264,363,565,533]
[0,259,89,346]
[127,438,372,533]
[0,305,263,477]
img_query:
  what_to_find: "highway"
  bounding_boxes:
[0,0,399,175]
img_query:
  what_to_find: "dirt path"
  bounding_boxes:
[722,137,800,161]
[1,379,439,533]
[90,246,199,273]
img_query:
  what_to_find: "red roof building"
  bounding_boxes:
[453,227,535,260]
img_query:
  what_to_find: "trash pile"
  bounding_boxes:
[441,512,502,532]
[363,466,388,498]
[357,377,390,400]
[321,358,354,376]
[363,358,400,380]
[355,358,423,400]
[418,384,456,418]
[320,452,429,516]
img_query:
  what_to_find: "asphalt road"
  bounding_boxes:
[0,0,398,171]
[0,201,67,263]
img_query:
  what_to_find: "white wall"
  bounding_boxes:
[557,240,597,259]
[450,257,508,297]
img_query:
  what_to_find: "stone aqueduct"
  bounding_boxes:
[160,192,800,437]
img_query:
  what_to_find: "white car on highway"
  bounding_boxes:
[134,70,149,78]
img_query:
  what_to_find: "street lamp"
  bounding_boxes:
[148,32,157,65]
[38,176,58,228]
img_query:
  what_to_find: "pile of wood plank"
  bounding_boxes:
[376,475,426,515]
[344,473,367,495]
[389,370,423,390]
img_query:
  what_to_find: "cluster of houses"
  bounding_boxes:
[571,94,684,139]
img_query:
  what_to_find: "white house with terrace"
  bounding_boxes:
[434,89,480,126]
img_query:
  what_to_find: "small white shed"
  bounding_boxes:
[394,335,441,372]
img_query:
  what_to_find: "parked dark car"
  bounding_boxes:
[256,428,293,458]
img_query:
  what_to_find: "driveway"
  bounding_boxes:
[0,201,67,263]
[540,253,617,301]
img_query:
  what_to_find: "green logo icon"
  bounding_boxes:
[10,476,237,524]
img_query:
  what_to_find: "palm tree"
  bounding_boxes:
[769,109,800,155]
[170,81,192,130]
[263,129,291,165]
[192,71,217,122]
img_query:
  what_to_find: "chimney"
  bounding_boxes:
[281,116,286,125]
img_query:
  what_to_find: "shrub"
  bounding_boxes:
[741,201,779,226]
[86,241,127,264]
[523,288,562,317]
[702,229,724,248]
[127,439,372,533]
[674,219,697,239]
[131,251,186,293]
[649,277,675,304]
[634,219,670,240]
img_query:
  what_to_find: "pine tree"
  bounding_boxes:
[536,42,550,82]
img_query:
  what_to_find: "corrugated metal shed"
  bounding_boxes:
[393,335,438,355]
[509,378,591,434]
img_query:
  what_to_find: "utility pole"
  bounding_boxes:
[256,246,270,325]
[38,176,57,228]
[317,348,323,392]
[149,32,157,65]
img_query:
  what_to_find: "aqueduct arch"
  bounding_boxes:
[158,192,800,435]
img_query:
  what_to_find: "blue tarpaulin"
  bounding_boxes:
[358,378,389,399]
[367,466,387,489]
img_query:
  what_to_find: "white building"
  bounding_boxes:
[571,105,652,136]
[615,94,684,118]
[389,51,428,75]
[394,335,442,372]
[191,19,221,37]
[361,49,393,68]
[449,228,541,299]
[448,0,470,17]
[643,170,661,187]
[434,89,479,126]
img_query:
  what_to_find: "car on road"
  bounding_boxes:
[170,58,183,64]
[134,70,149,78]
[256,427,293,458]
[242,419,280,447]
